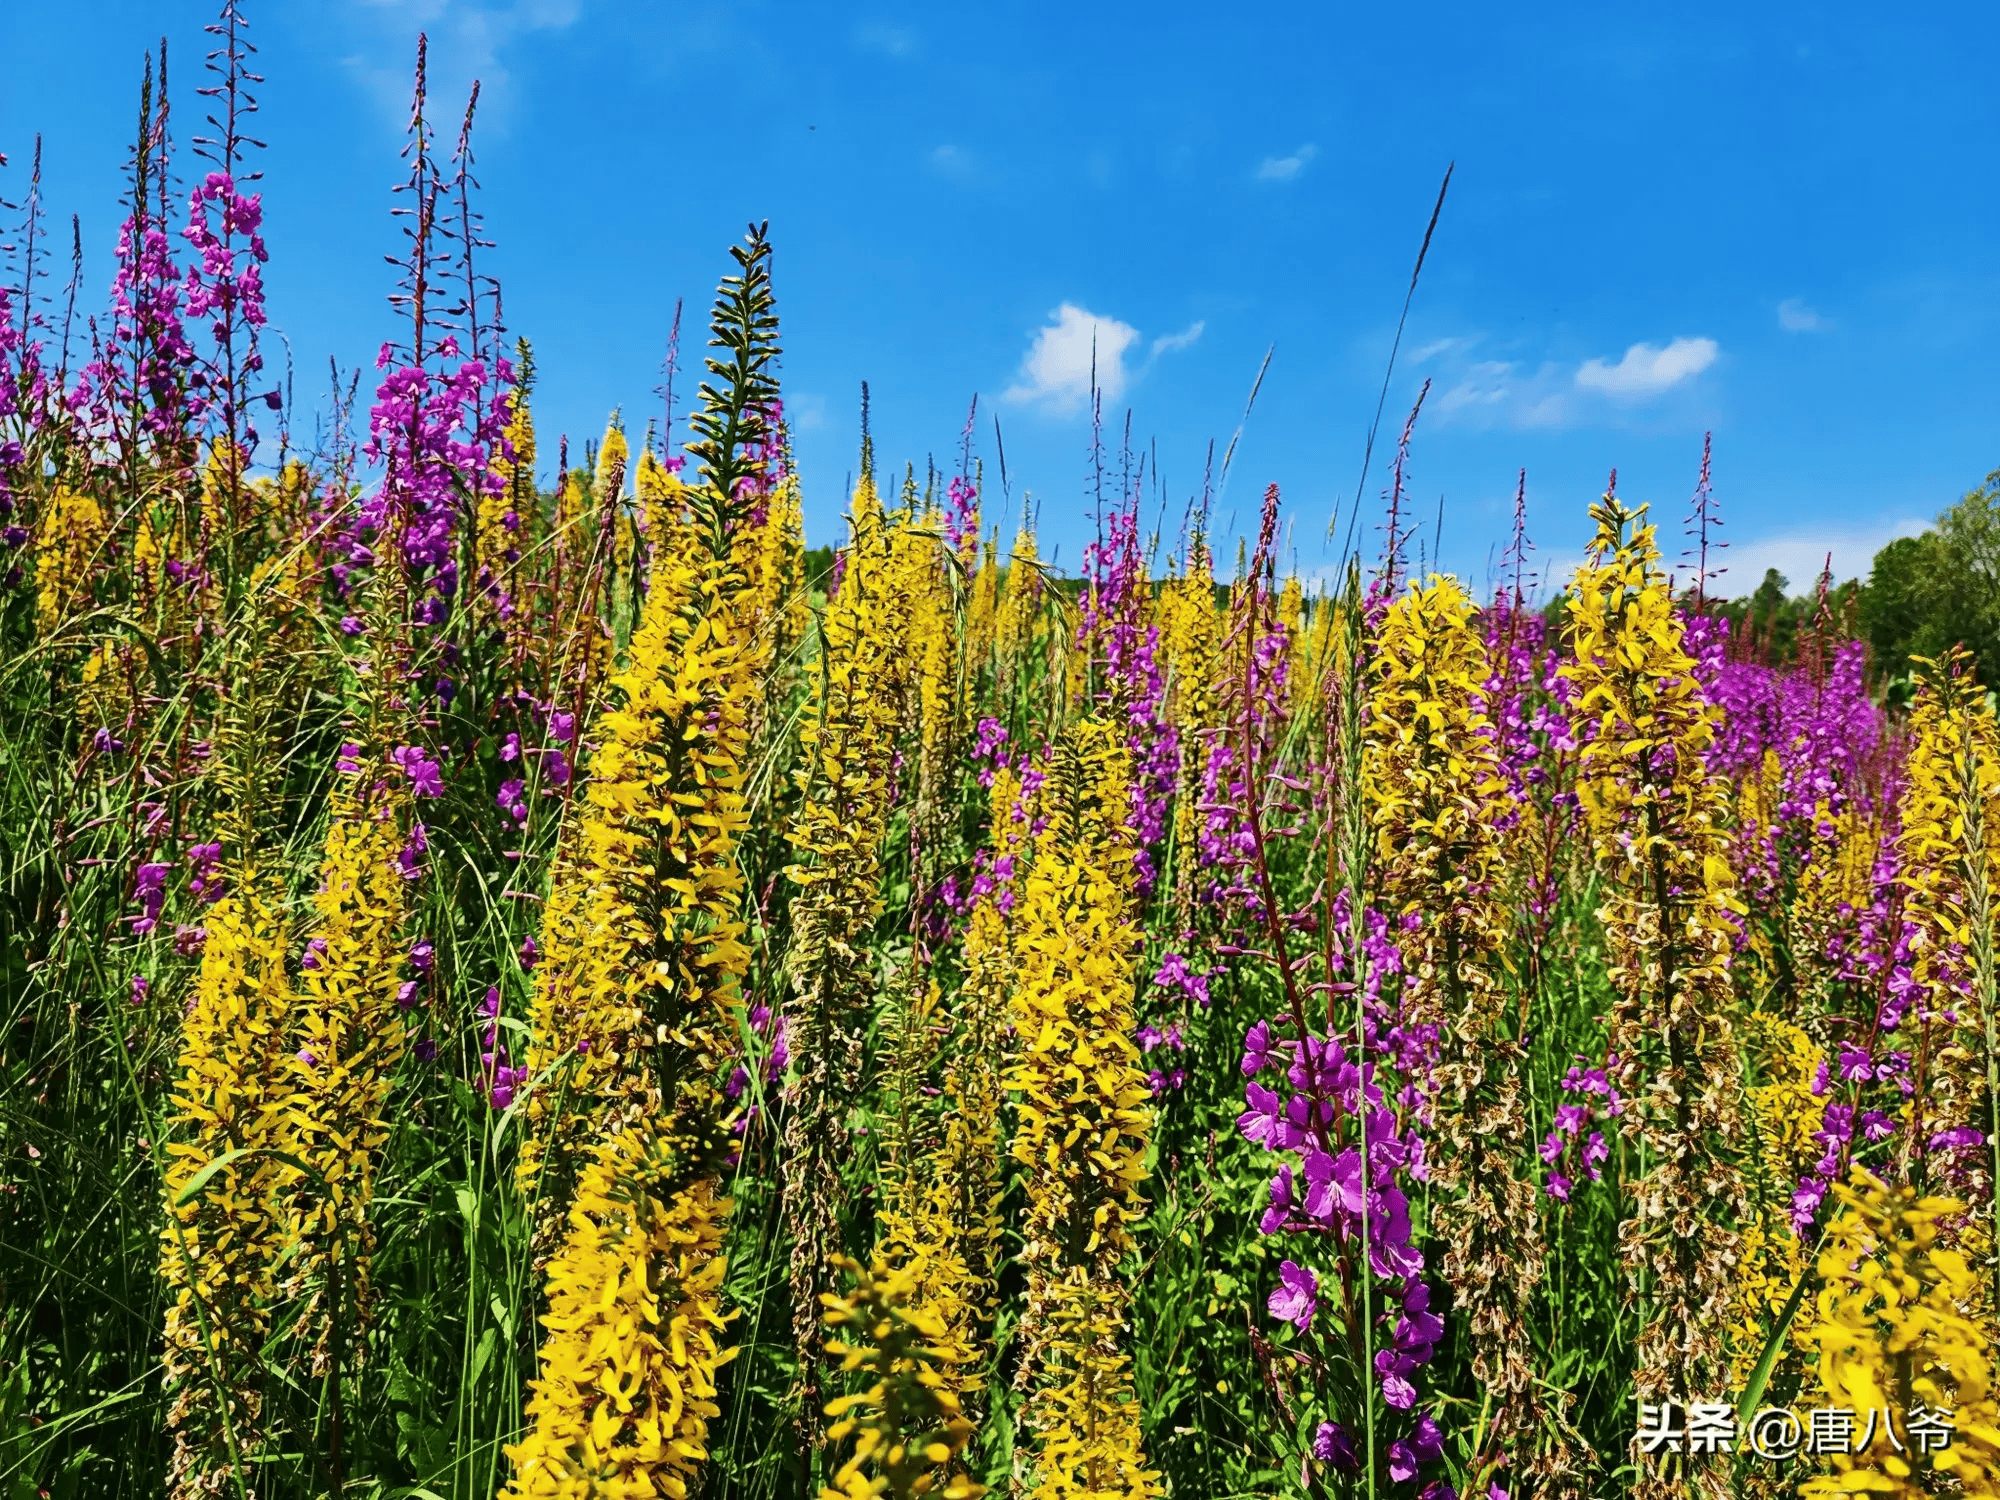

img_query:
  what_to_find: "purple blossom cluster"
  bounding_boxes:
[1540,1059,1621,1201]
[75,174,199,451]
[477,984,526,1109]
[343,337,513,646]
[180,169,272,450]
[1079,499,1177,897]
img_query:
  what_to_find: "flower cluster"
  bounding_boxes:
[1006,721,1159,1498]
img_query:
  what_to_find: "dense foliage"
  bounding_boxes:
[6,10,2000,1500]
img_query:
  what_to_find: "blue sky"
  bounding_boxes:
[5,1,1997,598]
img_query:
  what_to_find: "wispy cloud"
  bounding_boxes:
[1412,335,1479,363]
[1255,143,1318,182]
[929,143,970,175]
[855,21,918,56]
[1427,333,1721,429]
[1529,514,1928,604]
[1778,297,1826,332]
[788,392,828,431]
[1714,517,1927,594]
[1575,337,1718,395]
[1004,303,1141,412]
[346,0,582,126]
[1151,320,1205,356]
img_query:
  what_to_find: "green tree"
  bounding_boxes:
[1860,471,2000,687]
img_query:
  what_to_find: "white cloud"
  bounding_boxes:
[346,0,582,125]
[929,143,970,174]
[787,392,828,432]
[1575,337,1719,396]
[1532,516,1929,602]
[1716,517,1928,595]
[1412,335,1478,363]
[855,21,918,56]
[1778,297,1825,332]
[1255,143,1318,182]
[1151,320,1205,356]
[1004,303,1141,412]
[1424,334,1719,431]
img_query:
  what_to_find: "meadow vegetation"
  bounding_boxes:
[4,9,2000,1500]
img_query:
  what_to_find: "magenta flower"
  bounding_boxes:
[1267,1259,1318,1331]
[391,745,444,798]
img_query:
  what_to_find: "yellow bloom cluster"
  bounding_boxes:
[1158,536,1217,933]
[479,374,538,624]
[1364,575,1541,1438]
[1897,649,2000,1233]
[503,1126,734,1500]
[508,460,762,1496]
[965,530,1000,681]
[745,466,808,682]
[994,521,1043,705]
[818,1253,985,1500]
[1365,575,1515,1032]
[32,486,109,638]
[1562,493,1749,1459]
[159,875,296,1500]
[1726,1014,1827,1391]
[281,777,414,1368]
[783,473,925,1407]
[935,764,1024,1332]
[517,464,760,1233]
[1798,1171,2000,1496]
[1005,720,1159,1500]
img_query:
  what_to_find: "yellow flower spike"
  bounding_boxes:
[517,457,763,1234]
[1560,490,1750,1495]
[1896,649,2000,1256]
[816,1253,985,1500]
[159,872,297,1500]
[1158,533,1219,936]
[1363,573,1552,1459]
[782,466,932,1421]
[1004,721,1160,1500]
[509,240,777,1498]
[1797,1169,2000,1496]
[505,1128,732,1500]
[479,351,538,628]
[31,485,110,639]
[279,772,414,1372]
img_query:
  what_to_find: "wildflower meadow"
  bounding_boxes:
[6,9,2000,1500]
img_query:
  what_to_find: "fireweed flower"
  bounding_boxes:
[1005,721,1161,1500]
[1364,573,1546,1461]
[1562,490,1748,1494]
[158,865,295,1500]
[1539,1059,1622,1203]
[1079,494,1178,898]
